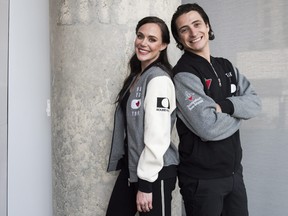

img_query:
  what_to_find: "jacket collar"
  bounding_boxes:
[184,50,214,63]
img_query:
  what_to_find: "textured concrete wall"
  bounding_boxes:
[50,0,181,215]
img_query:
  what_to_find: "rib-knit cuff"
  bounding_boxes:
[218,99,234,115]
[138,178,153,193]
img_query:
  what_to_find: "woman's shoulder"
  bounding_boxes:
[146,63,172,78]
[144,66,174,89]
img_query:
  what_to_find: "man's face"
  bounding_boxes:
[176,10,210,57]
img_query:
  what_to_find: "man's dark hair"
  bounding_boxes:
[171,3,215,50]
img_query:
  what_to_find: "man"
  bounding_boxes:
[171,3,262,216]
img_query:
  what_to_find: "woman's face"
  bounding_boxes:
[134,23,167,71]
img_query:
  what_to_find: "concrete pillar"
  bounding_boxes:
[50,0,181,215]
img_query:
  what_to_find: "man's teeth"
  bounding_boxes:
[192,37,201,43]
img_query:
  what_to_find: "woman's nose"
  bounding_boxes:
[139,38,147,46]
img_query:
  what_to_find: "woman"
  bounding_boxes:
[106,16,179,216]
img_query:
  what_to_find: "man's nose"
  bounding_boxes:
[189,27,197,37]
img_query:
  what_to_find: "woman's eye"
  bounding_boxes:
[137,34,143,39]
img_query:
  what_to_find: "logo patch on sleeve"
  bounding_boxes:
[156,97,170,112]
[185,91,194,101]
[185,91,203,111]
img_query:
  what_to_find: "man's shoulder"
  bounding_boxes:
[213,56,234,69]
[173,53,197,74]
[173,53,208,77]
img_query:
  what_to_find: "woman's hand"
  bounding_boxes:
[136,191,153,212]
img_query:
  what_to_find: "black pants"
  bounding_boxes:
[106,169,176,216]
[179,167,249,216]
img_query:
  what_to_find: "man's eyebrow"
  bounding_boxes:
[178,19,202,31]
[178,25,188,31]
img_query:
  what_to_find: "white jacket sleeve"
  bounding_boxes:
[137,76,176,183]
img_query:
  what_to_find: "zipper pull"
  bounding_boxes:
[210,63,222,87]
[218,78,222,87]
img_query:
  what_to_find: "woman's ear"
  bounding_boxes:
[160,43,168,51]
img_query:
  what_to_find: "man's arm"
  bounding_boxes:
[224,68,262,119]
[174,72,241,141]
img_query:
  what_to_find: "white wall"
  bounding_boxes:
[7,0,52,215]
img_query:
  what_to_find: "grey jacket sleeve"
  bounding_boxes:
[226,68,262,119]
[174,72,241,141]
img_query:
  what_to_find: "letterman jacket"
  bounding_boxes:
[173,51,261,179]
[107,64,179,186]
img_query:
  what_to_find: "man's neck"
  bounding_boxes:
[197,52,211,63]
[185,46,211,63]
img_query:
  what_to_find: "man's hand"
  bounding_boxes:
[136,191,153,212]
[215,103,222,113]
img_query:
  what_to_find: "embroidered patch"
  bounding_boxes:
[131,99,141,109]
[135,86,142,97]
[187,97,204,111]
[231,84,236,93]
[205,78,212,90]
[185,91,203,111]
[225,72,233,78]
[185,91,194,101]
[156,97,170,112]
